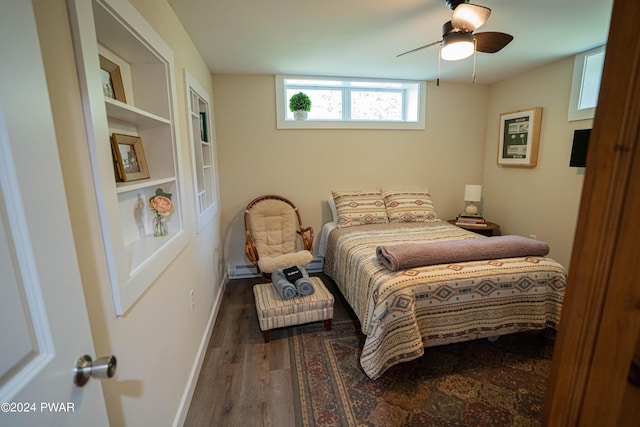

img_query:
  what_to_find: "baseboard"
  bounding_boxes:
[228,258,324,279]
[228,263,258,279]
[172,277,226,427]
[221,269,229,286]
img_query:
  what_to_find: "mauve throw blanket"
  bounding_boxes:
[376,235,550,271]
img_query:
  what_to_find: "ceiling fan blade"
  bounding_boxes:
[474,32,513,53]
[451,3,491,32]
[397,40,441,57]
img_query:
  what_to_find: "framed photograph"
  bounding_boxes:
[99,55,127,103]
[111,134,150,182]
[497,107,542,167]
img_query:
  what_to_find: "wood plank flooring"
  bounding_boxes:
[184,274,353,426]
[183,275,294,427]
[184,274,357,427]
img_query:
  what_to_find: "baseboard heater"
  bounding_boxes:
[228,258,324,279]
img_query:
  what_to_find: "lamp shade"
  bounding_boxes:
[441,31,474,61]
[464,184,482,202]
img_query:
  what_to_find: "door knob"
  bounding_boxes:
[73,354,117,387]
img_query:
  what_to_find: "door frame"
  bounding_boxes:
[543,0,640,424]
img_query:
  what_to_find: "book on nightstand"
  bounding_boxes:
[455,214,488,226]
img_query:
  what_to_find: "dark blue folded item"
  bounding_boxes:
[271,269,298,300]
[295,277,315,296]
[293,266,315,296]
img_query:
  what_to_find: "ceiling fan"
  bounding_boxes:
[397,0,514,62]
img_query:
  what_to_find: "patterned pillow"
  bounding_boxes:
[382,189,438,222]
[331,189,389,228]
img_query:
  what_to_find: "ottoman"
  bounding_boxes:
[253,276,334,343]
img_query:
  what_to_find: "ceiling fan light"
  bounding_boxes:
[452,4,491,31]
[441,32,474,61]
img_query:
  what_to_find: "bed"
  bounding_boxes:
[321,190,566,380]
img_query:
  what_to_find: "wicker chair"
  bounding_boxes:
[244,195,314,278]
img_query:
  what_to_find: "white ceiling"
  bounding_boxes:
[167,0,613,84]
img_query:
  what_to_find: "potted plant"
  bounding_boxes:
[289,92,312,120]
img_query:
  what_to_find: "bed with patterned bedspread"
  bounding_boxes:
[323,220,566,380]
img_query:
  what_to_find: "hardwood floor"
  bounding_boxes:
[184,274,353,426]
[183,275,293,426]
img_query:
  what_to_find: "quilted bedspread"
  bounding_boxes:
[323,220,566,380]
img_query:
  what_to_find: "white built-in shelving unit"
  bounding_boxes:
[68,0,187,315]
[185,72,218,233]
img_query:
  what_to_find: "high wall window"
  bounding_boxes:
[275,75,426,129]
[568,45,605,121]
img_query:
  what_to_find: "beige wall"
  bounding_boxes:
[216,58,589,272]
[483,58,592,268]
[214,76,491,270]
[33,0,222,425]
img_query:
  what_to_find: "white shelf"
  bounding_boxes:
[105,98,171,126]
[116,177,176,194]
[69,0,187,315]
[127,229,178,275]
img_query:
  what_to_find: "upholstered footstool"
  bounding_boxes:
[253,276,334,343]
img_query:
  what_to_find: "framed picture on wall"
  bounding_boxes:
[497,107,542,167]
[111,134,150,182]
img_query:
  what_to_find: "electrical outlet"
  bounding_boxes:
[529,234,537,240]
[189,289,195,310]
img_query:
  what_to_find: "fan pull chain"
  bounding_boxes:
[472,39,477,83]
[437,46,441,86]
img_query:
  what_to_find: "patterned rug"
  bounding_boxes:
[289,320,555,427]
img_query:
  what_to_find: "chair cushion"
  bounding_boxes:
[248,199,298,257]
[257,250,313,273]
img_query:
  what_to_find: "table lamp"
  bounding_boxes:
[464,184,482,215]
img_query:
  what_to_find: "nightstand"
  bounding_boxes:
[447,219,500,237]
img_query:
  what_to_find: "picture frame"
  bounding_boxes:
[497,107,542,167]
[111,134,150,182]
[99,55,127,103]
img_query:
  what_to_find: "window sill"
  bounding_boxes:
[276,119,425,130]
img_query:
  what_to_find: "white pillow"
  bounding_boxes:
[328,196,338,223]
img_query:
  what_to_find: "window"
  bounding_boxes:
[568,45,605,121]
[185,72,218,233]
[276,75,426,129]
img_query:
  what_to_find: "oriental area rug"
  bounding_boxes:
[288,320,555,427]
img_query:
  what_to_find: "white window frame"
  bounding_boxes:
[185,71,219,233]
[568,45,606,121]
[275,75,426,130]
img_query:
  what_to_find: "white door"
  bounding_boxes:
[0,1,110,426]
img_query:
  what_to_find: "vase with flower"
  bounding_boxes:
[149,188,174,237]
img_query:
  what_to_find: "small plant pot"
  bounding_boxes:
[293,110,308,120]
